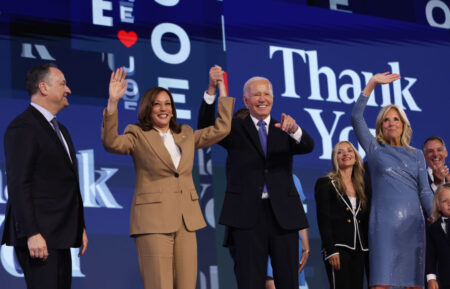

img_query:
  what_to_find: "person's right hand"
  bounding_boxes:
[362,72,400,96]
[428,279,439,289]
[27,233,48,260]
[370,72,401,85]
[109,67,128,103]
[207,65,224,95]
[328,254,340,270]
[432,164,449,185]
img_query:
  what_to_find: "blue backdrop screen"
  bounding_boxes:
[1,1,449,288]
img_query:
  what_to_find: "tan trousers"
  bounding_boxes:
[135,224,197,289]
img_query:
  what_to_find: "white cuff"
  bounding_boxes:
[426,274,437,282]
[289,126,303,143]
[203,91,216,105]
[324,252,339,260]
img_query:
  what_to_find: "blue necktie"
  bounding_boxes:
[257,120,268,195]
[257,120,267,156]
[51,117,71,161]
[51,117,65,145]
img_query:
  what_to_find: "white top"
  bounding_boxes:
[348,196,357,212]
[155,128,181,169]
[31,102,72,161]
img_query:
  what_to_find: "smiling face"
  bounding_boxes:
[438,188,450,217]
[424,139,448,169]
[151,91,173,132]
[336,142,356,170]
[243,79,273,121]
[381,108,404,145]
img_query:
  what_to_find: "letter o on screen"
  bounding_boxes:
[426,0,450,29]
[155,0,179,6]
[151,23,191,64]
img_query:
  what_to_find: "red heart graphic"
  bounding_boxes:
[117,30,138,48]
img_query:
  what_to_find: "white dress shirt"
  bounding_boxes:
[155,128,181,169]
[31,102,72,161]
[428,167,447,193]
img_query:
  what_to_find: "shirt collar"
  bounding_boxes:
[249,114,271,129]
[154,127,172,137]
[427,167,434,182]
[30,102,55,122]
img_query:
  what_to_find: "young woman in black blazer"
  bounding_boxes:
[315,141,369,289]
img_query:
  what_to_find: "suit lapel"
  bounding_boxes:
[267,118,281,156]
[242,115,265,158]
[142,129,177,172]
[59,125,78,173]
[330,179,354,214]
[28,106,75,170]
[172,130,188,171]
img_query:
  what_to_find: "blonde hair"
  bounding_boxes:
[326,141,367,210]
[375,105,413,150]
[432,183,450,220]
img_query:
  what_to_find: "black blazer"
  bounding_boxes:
[314,177,369,259]
[1,105,85,249]
[426,217,450,288]
[198,101,313,230]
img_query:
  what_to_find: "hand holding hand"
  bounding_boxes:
[328,254,340,270]
[27,233,48,260]
[274,113,298,134]
[207,65,224,95]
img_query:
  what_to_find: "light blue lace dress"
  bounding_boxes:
[351,93,433,287]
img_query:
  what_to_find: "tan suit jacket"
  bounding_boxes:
[102,96,234,235]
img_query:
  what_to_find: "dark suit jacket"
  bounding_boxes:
[314,177,369,259]
[426,217,450,288]
[198,101,313,230]
[1,105,85,249]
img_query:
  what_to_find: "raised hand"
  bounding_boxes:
[362,72,401,96]
[109,67,128,103]
[274,113,298,134]
[107,67,128,113]
[207,65,224,95]
[371,72,401,85]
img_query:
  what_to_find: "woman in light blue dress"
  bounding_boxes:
[351,72,433,289]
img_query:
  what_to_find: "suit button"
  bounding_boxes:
[174,173,179,178]
[347,219,351,223]
[346,207,350,211]
[358,220,361,223]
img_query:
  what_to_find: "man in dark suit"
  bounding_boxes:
[1,63,87,289]
[198,70,313,289]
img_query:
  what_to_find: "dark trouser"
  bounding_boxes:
[15,247,72,289]
[324,247,366,289]
[228,199,299,289]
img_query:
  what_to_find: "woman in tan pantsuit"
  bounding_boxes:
[102,67,234,289]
